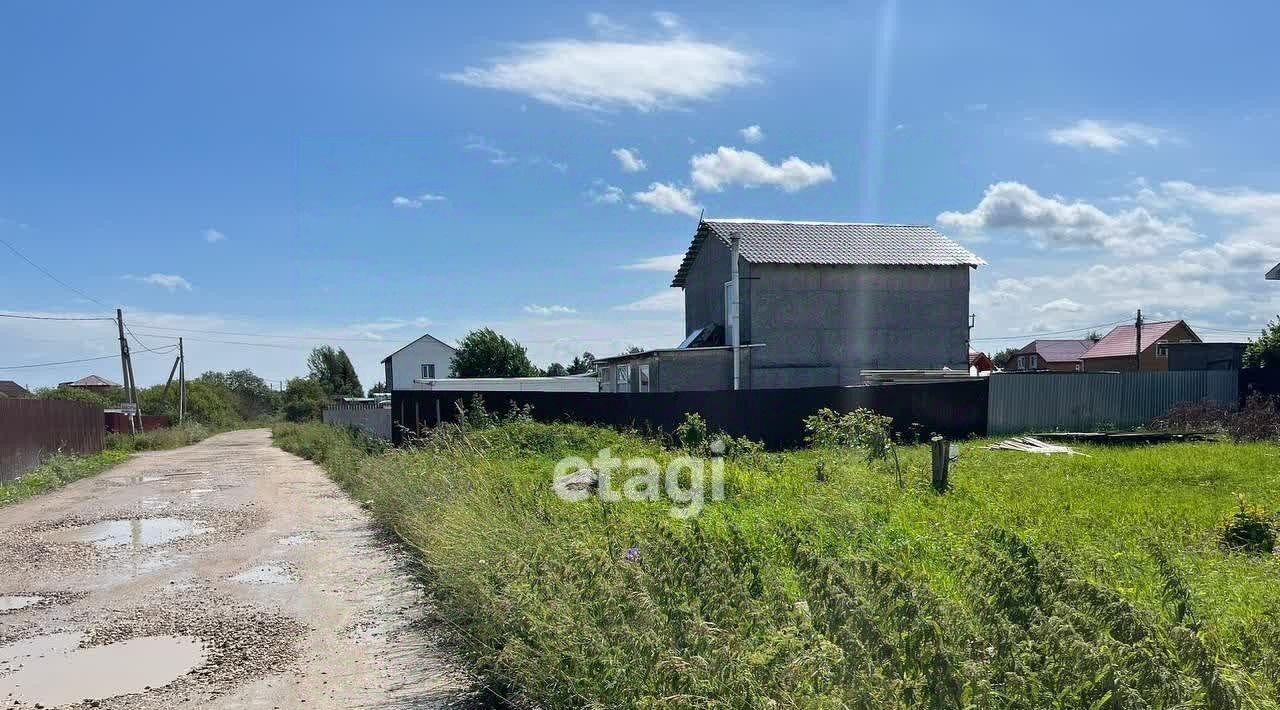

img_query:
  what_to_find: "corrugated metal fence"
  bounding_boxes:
[323,403,392,441]
[0,399,105,481]
[988,371,1240,434]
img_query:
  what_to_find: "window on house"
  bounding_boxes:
[598,366,611,389]
[1016,355,1026,370]
[616,364,631,391]
[1074,363,1082,372]
[421,363,436,379]
[1156,342,1169,358]
[637,364,650,393]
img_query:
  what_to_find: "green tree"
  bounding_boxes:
[196,369,277,419]
[625,345,646,354]
[992,347,1021,369]
[1086,330,1104,343]
[35,385,122,409]
[367,381,387,397]
[282,377,328,422]
[450,328,539,378]
[306,346,362,397]
[566,351,596,375]
[544,362,568,377]
[1243,316,1280,368]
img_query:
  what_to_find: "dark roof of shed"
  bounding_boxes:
[0,380,31,398]
[1268,262,1280,280]
[1015,339,1094,363]
[64,374,119,388]
[671,218,985,287]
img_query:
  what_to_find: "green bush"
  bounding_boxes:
[1219,496,1277,553]
[803,407,893,449]
[107,421,211,452]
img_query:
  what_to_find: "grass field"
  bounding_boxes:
[274,418,1280,708]
[0,422,213,507]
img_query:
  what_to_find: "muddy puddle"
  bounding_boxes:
[0,595,43,612]
[47,518,209,548]
[0,633,206,706]
[232,563,295,585]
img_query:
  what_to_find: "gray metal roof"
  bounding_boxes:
[672,218,985,287]
[1268,262,1280,280]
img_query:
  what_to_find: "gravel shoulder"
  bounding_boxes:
[0,428,479,709]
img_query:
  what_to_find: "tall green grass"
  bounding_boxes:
[274,420,1280,708]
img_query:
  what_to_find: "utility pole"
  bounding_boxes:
[967,313,976,360]
[1134,308,1144,373]
[115,308,137,434]
[178,337,185,424]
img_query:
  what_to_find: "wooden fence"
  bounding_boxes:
[0,399,105,481]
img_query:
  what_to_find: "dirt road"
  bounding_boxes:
[0,429,479,709]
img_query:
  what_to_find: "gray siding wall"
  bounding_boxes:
[747,264,969,385]
[682,235,754,343]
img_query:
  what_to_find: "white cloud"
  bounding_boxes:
[587,181,624,204]
[739,124,764,143]
[463,135,517,166]
[202,228,226,243]
[1033,298,1084,313]
[391,193,447,209]
[523,304,578,316]
[622,254,685,272]
[1048,119,1167,151]
[689,146,834,192]
[442,16,759,112]
[612,147,647,172]
[128,273,193,291]
[632,182,701,217]
[614,290,683,312]
[937,181,1198,255]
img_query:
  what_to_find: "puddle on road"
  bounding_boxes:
[232,563,295,585]
[46,518,209,548]
[277,533,313,546]
[0,595,44,612]
[0,635,206,707]
[0,631,83,668]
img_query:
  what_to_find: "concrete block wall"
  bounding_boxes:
[747,264,969,384]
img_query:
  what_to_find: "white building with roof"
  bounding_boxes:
[381,333,457,390]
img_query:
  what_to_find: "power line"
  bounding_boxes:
[972,320,1127,343]
[0,312,116,322]
[0,236,110,308]
[0,354,121,371]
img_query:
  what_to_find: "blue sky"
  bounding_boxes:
[3,1,1279,389]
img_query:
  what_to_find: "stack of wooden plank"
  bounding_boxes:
[987,436,1087,456]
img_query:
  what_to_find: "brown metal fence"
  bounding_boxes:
[0,399,105,482]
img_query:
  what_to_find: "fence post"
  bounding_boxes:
[931,436,949,492]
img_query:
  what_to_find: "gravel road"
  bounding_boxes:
[0,429,481,709]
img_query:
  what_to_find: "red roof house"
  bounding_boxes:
[1008,339,1093,372]
[1080,320,1201,372]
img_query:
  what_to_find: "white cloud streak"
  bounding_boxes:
[202,228,226,243]
[739,124,764,143]
[391,193,447,209]
[443,15,759,112]
[689,146,834,192]
[612,147,647,172]
[937,181,1197,255]
[523,304,578,316]
[613,290,683,312]
[127,273,193,291]
[632,182,702,217]
[622,254,685,272]
[1048,119,1167,151]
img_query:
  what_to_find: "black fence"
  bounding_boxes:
[1241,368,1280,401]
[391,379,989,449]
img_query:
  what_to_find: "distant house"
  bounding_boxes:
[0,380,32,398]
[1080,320,1201,372]
[1268,263,1280,280]
[969,351,994,373]
[382,333,457,390]
[599,218,984,391]
[58,374,119,391]
[1008,339,1093,372]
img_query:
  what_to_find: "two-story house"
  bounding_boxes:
[381,333,457,390]
[598,218,984,391]
[1080,320,1201,372]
